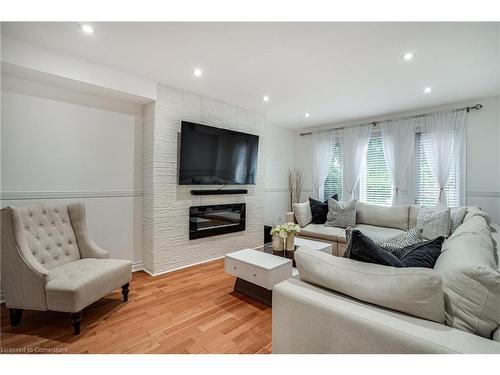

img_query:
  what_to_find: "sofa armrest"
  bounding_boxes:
[272,278,500,354]
[67,203,109,259]
[1,208,49,310]
[285,212,296,223]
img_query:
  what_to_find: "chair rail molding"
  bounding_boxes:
[1,190,143,200]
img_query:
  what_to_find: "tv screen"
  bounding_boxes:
[178,121,259,185]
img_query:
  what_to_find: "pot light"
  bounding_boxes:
[80,24,95,34]
[193,68,203,77]
[402,52,415,61]
[424,87,432,94]
[262,95,270,102]
[305,113,310,118]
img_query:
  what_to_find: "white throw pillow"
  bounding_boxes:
[292,201,312,228]
[416,206,451,239]
[295,246,445,323]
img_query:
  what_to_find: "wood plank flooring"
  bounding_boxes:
[0,259,272,354]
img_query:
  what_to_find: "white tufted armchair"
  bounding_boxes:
[1,202,132,334]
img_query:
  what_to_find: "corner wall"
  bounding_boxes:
[143,84,266,275]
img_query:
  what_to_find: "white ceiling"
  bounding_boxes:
[2,22,500,129]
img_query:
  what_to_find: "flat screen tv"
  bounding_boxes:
[178,121,259,185]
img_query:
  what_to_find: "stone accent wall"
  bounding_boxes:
[143,84,265,275]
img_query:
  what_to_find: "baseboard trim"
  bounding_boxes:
[132,261,144,272]
[1,190,143,200]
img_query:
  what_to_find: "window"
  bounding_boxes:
[323,141,343,201]
[414,132,461,207]
[359,133,392,206]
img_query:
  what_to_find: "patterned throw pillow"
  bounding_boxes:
[343,227,354,258]
[377,227,424,253]
[416,206,451,239]
[325,199,356,228]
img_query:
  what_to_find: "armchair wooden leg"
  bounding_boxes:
[9,308,23,326]
[71,312,82,335]
[121,283,130,302]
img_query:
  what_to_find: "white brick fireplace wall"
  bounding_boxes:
[143,84,266,275]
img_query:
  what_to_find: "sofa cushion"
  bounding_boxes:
[353,224,405,243]
[300,224,344,242]
[309,194,338,224]
[409,205,420,229]
[355,202,410,231]
[326,199,356,228]
[292,201,312,228]
[295,246,445,322]
[434,216,500,338]
[450,207,468,234]
[46,258,132,313]
[464,206,491,226]
[417,206,451,240]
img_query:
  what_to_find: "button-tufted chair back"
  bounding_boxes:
[11,203,80,270]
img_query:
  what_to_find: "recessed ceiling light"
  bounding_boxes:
[193,68,203,77]
[262,95,270,102]
[80,24,95,34]
[424,87,432,94]
[401,52,415,61]
[305,113,310,118]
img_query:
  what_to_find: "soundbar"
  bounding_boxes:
[191,189,248,195]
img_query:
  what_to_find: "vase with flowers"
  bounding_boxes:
[270,222,301,252]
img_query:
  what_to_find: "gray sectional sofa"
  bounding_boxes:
[275,202,500,353]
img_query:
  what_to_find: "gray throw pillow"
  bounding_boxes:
[450,206,467,234]
[326,199,356,228]
[416,206,451,240]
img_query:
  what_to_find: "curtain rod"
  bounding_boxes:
[299,103,483,137]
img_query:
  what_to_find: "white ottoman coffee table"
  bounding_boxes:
[225,238,333,305]
[225,249,292,306]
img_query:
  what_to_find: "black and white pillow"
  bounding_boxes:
[377,227,423,252]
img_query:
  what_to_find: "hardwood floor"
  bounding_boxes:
[0,259,272,354]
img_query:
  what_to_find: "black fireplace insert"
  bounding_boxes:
[189,203,246,239]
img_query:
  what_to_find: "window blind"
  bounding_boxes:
[359,133,392,206]
[323,141,343,201]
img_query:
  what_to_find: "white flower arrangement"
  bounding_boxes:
[270,222,301,239]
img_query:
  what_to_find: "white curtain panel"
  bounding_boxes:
[341,124,372,200]
[311,129,338,200]
[380,117,417,205]
[422,109,466,205]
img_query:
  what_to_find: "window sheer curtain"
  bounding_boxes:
[311,129,338,200]
[422,109,466,205]
[341,124,372,200]
[380,117,417,205]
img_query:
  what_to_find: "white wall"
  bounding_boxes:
[143,84,266,275]
[1,75,144,266]
[295,96,500,223]
[263,123,296,226]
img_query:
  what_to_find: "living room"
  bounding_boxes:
[1,1,499,372]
